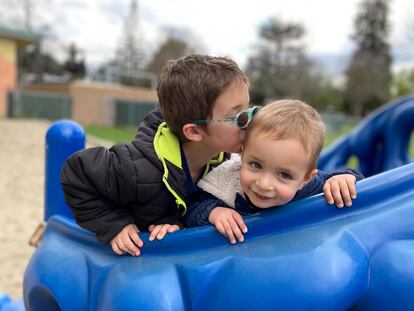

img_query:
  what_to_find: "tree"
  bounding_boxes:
[18,46,63,77]
[63,43,86,80]
[390,69,414,97]
[146,37,194,78]
[0,0,35,30]
[0,0,53,80]
[301,71,344,112]
[389,14,414,98]
[112,0,146,86]
[245,18,314,104]
[344,0,392,116]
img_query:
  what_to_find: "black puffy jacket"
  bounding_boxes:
[61,109,227,243]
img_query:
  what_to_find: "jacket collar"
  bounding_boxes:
[153,122,225,215]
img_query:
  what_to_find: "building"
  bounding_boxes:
[22,81,159,126]
[0,25,41,117]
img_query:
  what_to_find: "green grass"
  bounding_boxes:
[84,125,137,143]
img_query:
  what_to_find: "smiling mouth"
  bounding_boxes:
[253,191,272,201]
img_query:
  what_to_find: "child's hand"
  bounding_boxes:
[110,224,143,256]
[208,207,248,244]
[148,224,180,241]
[323,174,357,208]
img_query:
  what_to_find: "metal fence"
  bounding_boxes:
[115,100,158,127]
[8,90,71,120]
[320,111,360,135]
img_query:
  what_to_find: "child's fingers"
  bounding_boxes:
[215,222,226,237]
[129,230,144,248]
[111,241,125,255]
[323,183,334,205]
[123,237,141,256]
[149,224,180,241]
[228,218,244,243]
[338,179,352,207]
[116,239,129,255]
[156,224,172,240]
[149,225,161,241]
[346,178,357,199]
[167,225,180,233]
[222,221,237,244]
[330,181,344,208]
[233,213,248,234]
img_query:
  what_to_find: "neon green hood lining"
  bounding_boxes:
[153,122,225,215]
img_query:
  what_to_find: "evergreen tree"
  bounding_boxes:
[344,0,392,116]
[113,0,146,85]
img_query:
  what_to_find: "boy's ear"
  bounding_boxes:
[301,169,318,187]
[182,123,203,142]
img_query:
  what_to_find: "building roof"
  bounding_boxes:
[0,24,41,47]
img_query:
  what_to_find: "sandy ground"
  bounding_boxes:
[0,118,106,301]
[0,118,51,300]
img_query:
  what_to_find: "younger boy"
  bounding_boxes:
[185,100,364,244]
[61,54,250,256]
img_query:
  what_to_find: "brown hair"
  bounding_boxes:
[157,54,248,141]
[244,99,325,170]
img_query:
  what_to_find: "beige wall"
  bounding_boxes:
[0,39,17,117]
[24,81,159,125]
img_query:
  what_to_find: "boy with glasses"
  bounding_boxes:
[61,54,250,256]
[185,100,364,244]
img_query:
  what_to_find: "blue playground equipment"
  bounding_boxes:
[21,96,414,311]
[319,94,414,176]
[0,294,24,311]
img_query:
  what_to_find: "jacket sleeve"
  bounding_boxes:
[184,191,228,228]
[60,144,137,243]
[293,168,364,201]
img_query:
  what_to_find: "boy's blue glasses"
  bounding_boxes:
[192,106,261,129]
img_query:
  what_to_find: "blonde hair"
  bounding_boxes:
[244,99,325,169]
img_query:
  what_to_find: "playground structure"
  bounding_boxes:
[318,95,414,176]
[2,95,414,310]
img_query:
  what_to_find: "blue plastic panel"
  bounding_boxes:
[24,162,414,310]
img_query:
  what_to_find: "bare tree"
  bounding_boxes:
[0,0,48,31]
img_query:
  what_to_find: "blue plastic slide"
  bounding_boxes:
[22,95,414,310]
[319,95,414,176]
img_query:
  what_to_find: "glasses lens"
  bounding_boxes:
[236,110,249,128]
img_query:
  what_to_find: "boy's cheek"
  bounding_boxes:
[239,169,251,193]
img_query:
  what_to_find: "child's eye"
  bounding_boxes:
[249,161,262,169]
[278,172,292,180]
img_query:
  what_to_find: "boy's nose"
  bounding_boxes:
[256,175,273,191]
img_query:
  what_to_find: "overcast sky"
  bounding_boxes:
[7,0,414,73]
